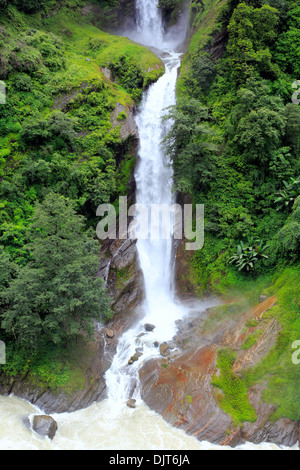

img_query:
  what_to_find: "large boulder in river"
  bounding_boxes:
[144,323,155,332]
[32,415,58,440]
[126,398,136,409]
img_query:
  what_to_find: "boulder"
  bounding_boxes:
[160,342,171,357]
[126,398,136,409]
[104,328,114,338]
[128,350,143,364]
[144,323,156,332]
[32,415,58,440]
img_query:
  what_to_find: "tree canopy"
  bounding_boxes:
[1,193,111,352]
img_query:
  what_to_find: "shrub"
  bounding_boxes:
[277,196,300,260]
[20,111,78,150]
[229,237,269,272]
[275,177,300,212]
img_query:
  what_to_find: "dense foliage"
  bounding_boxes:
[166,0,300,423]
[0,0,162,383]
[167,0,300,281]
[1,193,112,352]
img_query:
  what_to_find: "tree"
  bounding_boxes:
[0,247,18,316]
[185,51,216,96]
[273,6,300,77]
[1,193,111,352]
[20,111,78,151]
[226,79,287,166]
[227,3,280,83]
[277,196,300,261]
[284,104,300,156]
[163,98,216,195]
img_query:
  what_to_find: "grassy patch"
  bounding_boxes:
[241,330,263,350]
[212,348,257,427]
[40,8,164,89]
[243,265,300,421]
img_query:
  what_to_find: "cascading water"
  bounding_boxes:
[104,0,192,409]
[104,51,187,407]
[135,0,164,48]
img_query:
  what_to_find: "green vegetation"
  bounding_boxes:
[241,330,263,350]
[167,0,300,295]
[0,0,163,390]
[166,0,300,426]
[229,237,269,272]
[243,265,300,421]
[1,193,112,352]
[212,348,257,426]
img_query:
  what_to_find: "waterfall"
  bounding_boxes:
[135,0,164,48]
[104,0,189,407]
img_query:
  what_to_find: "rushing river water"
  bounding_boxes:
[0,395,295,450]
[0,0,297,451]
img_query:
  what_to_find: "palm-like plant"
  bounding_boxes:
[230,237,269,272]
[275,177,300,212]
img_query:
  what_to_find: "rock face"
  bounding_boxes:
[32,415,58,440]
[110,102,139,141]
[98,237,145,319]
[81,1,137,32]
[139,296,300,448]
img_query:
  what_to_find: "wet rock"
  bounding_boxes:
[128,350,143,364]
[126,398,136,409]
[32,415,58,440]
[101,238,145,318]
[144,323,155,332]
[241,384,299,447]
[104,328,114,339]
[160,342,172,357]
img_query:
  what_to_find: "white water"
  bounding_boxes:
[0,1,297,451]
[104,0,197,411]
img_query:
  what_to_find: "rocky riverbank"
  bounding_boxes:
[138,295,299,448]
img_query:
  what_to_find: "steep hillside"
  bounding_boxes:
[0,0,163,392]
[165,0,300,443]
